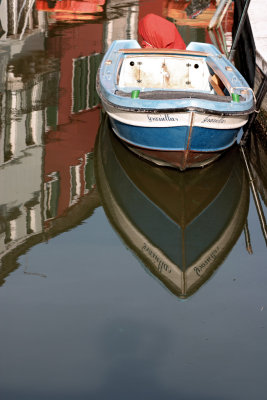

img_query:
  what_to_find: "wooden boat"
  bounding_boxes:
[97,40,255,170]
[95,116,249,298]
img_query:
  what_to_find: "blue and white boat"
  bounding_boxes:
[97,40,255,170]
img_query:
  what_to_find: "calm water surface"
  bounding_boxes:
[0,1,266,399]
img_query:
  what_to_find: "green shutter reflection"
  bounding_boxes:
[72,54,102,113]
[73,57,88,113]
[88,53,102,109]
[46,105,58,131]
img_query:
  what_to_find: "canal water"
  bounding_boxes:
[0,1,266,399]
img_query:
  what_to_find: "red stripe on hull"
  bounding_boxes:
[126,145,222,170]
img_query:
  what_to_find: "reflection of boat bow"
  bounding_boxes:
[95,116,249,298]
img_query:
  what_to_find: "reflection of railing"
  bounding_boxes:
[0,0,44,39]
[209,0,232,29]
[207,0,235,56]
[18,0,36,39]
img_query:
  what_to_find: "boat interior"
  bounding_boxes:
[115,49,237,101]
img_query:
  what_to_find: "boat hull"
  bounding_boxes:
[105,103,248,169]
[97,40,255,170]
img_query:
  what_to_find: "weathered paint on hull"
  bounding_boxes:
[126,145,222,170]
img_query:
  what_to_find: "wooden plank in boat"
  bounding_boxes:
[209,74,225,96]
[206,59,232,96]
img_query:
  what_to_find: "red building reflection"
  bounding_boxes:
[43,20,103,228]
[36,0,105,21]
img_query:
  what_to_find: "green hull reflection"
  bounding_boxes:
[95,115,250,298]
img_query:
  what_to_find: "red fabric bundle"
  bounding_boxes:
[138,13,186,50]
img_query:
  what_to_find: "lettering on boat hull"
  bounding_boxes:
[193,246,220,276]
[147,114,179,123]
[142,242,172,274]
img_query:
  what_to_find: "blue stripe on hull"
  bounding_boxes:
[110,118,239,152]
[110,119,189,150]
[190,126,239,151]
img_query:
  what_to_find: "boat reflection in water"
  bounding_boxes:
[95,115,250,298]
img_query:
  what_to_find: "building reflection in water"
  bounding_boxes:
[95,115,250,298]
[0,3,109,284]
[36,0,106,22]
[0,0,143,285]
